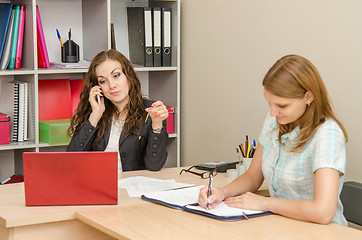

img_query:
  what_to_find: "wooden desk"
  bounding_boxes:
[1,167,361,240]
[76,204,362,240]
[0,167,235,240]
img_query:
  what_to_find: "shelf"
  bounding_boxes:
[0,141,37,151]
[0,0,181,179]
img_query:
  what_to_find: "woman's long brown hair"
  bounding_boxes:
[263,54,348,152]
[67,49,147,147]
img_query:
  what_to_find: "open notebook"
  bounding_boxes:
[141,185,272,221]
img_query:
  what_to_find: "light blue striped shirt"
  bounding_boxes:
[259,113,347,225]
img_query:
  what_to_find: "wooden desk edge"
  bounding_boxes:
[75,211,122,240]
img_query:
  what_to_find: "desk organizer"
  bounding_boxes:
[39,119,71,144]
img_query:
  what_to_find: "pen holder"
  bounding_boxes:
[243,158,252,171]
[226,169,238,179]
[61,40,79,63]
[236,164,246,176]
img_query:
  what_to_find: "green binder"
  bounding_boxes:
[7,5,20,70]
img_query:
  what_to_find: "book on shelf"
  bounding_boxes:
[0,175,24,184]
[14,4,25,69]
[0,3,12,64]
[0,8,15,70]
[17,82,28,141]
[142,185,273,221]
[36,5,50,69]
[7,5,20,70]
[0,81,29,142]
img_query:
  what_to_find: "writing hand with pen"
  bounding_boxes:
[198,184,226,210]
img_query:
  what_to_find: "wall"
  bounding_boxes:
[180,0,362,182]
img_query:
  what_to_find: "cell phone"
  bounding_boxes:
[194,161,238,172]
[97,95,101,104]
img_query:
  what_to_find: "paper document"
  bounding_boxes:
[50,60,90,69]
[118,176,193,197]
[143,185,203,207]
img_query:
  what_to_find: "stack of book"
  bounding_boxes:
[0,3,26,70]
[0,81,29,142]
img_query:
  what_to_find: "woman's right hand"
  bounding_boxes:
[88,86,105,127]
[198,185,226,210]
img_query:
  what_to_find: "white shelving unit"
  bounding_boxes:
[0,0,180,180]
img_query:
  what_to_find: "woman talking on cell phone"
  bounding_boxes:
[67,49,168,172]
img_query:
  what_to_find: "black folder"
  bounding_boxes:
[152,8,162,67]
[127,7,153,67]
[161,8,172,66]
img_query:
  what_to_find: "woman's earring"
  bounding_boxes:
[307,103,311,107]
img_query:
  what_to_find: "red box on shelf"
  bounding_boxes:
[166,107,174,134]
[0,113,10,144]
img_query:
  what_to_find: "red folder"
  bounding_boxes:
[23,152,118,206]
[36,5,50,69]
[70,79,85,114]
[37,31,45,68]
[38,79,72,120]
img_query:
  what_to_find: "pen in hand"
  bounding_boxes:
[206,174,213,210]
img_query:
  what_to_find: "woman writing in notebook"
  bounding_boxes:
[199,54,348,225]
[67,49,168,172]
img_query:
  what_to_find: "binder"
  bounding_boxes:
[36,5,50,69]
[38,79,72,121]
[0,8,15,70]
[15,4,25,69]
[37,30,46,68]
[7,5,20,69]
[0,3,12,62]
[142,185,273,221]
[161,8,172,66]
[152,8,162,67]
[0,81,21,141]
[17,82,28,141]
[127,7,153,67]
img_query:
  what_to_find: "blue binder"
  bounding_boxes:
[0,3,12,61]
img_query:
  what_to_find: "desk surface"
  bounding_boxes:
[0,166,235,228]
[1,166,361,240]
[76,204,362,240]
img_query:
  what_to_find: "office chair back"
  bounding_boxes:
[340,181,362,226]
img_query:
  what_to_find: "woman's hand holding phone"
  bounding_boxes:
[88,86,105,127]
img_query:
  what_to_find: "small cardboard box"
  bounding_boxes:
[39,119,71,144]
[0,113,10,144]
[166,107,174,134]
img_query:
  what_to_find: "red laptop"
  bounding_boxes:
[23,152,118,206]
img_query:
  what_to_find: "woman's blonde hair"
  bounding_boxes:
[262,54,347,151]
